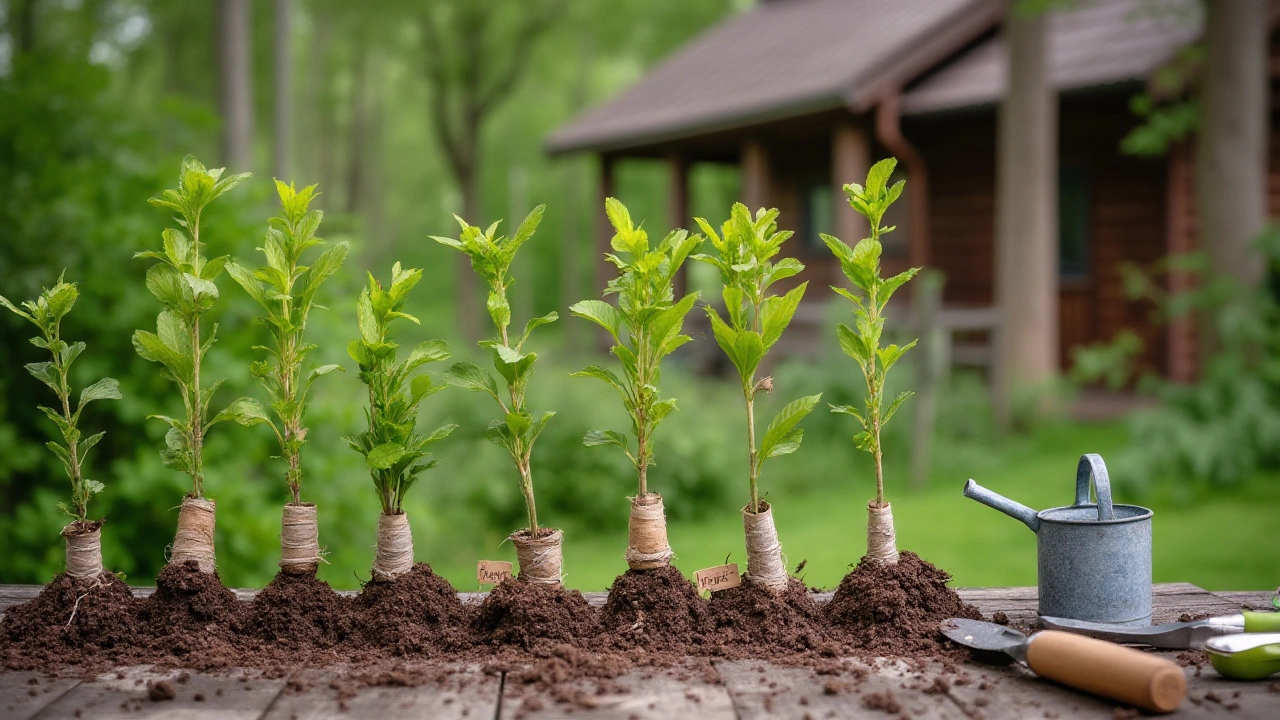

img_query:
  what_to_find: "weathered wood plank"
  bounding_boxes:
[0,671,80,720]
[717,658,960,720]
[1184,669,1280,719]
[943,660,1134,719]
[1210,590,1276,612]
[502,666,735,720]
[28,665,285,720]
[262,665,499,720]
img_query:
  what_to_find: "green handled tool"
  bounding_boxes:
[1038,611,1280,649]
[1204,633,1280,680]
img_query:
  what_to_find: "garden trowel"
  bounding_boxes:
[1039,610,1280,649]
[940,618,1186,713]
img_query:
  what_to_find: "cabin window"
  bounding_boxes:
[801,178,832,253]
[1059,164,1090,278]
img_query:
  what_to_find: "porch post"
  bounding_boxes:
[741,138,771,210]
[668,152,690,298]
[994,10,1058,427]
[832,120,871,245]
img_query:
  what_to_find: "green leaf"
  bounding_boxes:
[145,263,191,309]
[307,364,343,384]
[410,374,443,404]
[404,339,451,371]
[879,267,920,308]
[209,397,272,428]
[0,293,33,321]
[528,411,555,444]
[852,431,875,453]
[225,261,267,307]
[760,282,807,350]
[366,443,407,470]
[79,431,106,455]
[836,323,870,365]
[877,339,917,372]
[77,378,122,412]
[706,308,740,370]
[571,365,629,400]
[357,290,379,344]
[508,204,545,255]
[732,330,765,380]
[24,362,61,393]
[445,361,500,399]
[520,311,558,345]
[865,157,897,199]
[883,390,914,425]
[505,411,532,438]
[649,293,698,357]
[583,429,632,455]
[569,299,623,341]
[46,440,73,472]
[829,404,868,429]
[758,394,821,461]
[132,330,193,383]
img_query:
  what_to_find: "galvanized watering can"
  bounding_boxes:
[963,453,1153,627]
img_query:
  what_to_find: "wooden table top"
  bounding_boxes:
[1,583,1276,719]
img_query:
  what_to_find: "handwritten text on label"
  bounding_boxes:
[477,560,513,585]
[695,563,741,592]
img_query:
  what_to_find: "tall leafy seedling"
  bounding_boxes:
[134,156,268,574]
[821,158,919,565]
[344,263,456,582]
[227,181,349,577]
[571,198,702,571]
[693,204,820,594]
[2,276,121,581]
[432,207,563,585]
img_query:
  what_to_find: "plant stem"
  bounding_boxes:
[51,318,86,521]
[189,214,205,499]
[746,388,759,513]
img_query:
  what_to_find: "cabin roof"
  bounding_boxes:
[545,0,1000,155]
[548,0,1207,155]
[902,0,1202,116]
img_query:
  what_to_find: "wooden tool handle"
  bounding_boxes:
[1026,630,1186,713]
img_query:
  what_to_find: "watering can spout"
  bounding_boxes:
[963,479,1042,532]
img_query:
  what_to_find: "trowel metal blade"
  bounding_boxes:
[940,618,1028,653]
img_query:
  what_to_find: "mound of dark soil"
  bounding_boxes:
[598,566,710,652]
[824,551,981,657]
[350,563,470,656]
[706,577,836,657]
[472,578,597,650]
[134,561,247,670]
[239,573,353,650]
[0,571,140,671]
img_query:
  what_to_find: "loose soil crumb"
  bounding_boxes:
[862,690,902,713]
[705,578,834,657]
[472,577,596,650]
[350,563,469,656]
[0,571,140,671]
[825,552,981,658]
[598,567,710,652]
[239,573,353,651]
[146,680,175,701]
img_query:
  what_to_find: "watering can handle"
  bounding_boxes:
[1075,454,1115,521]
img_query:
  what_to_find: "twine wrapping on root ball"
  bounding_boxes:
[372,511,414,581]
[171,496,217,573]
[625,493,673,570]
[866,501,899,565]
[63,522,104,581]
[742,502,788,594]
[511,528,564,586]
[279,503,323,575]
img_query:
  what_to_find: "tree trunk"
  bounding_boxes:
[215,0,254,172]
[13,0,37,56]
[993,8,1058,429]
[272,0,293,182]
[1197,0,1268,352]
[346,48,369,215]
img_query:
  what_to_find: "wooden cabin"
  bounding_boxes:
[548,0,1280,381]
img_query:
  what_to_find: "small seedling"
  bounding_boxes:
[134,155,269,501]
[344,263,456,517]
[694,203,820,592]
[227,181,349,505]
[571,197,701,570]
[1,276,121,526]
[822,157,920,565]
[432,206,557,538]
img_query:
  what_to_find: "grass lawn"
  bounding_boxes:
[428,421,1280,595]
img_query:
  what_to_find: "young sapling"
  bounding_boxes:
[693,204,820,594]
[432,206,562,585]
[571,198,702,571]
[344,263,456,582]
[821,157,920,565]
[2,275,122,581]
[227,181,349,576]
[134,156,269,574]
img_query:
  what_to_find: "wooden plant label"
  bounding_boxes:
[477,561,513,585]
[695,563,741,593]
